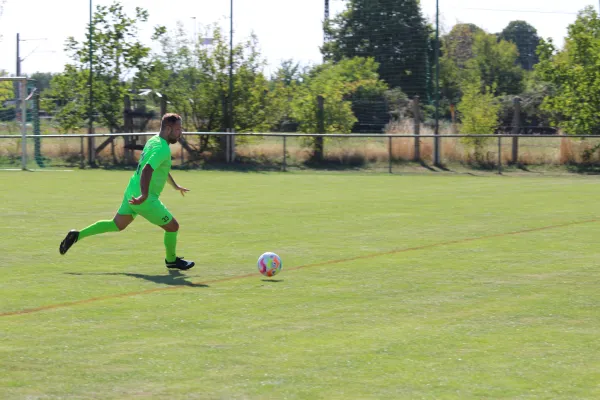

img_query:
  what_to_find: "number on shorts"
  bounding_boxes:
[162,216,169,222]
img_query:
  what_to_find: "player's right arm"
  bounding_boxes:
[129,164,154,205]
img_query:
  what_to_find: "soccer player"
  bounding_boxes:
[59,113,195,270]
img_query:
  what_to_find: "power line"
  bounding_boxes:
[458,7,578,15]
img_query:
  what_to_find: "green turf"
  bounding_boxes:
[1,170,599,399]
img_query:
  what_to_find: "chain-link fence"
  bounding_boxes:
[4,1,599,171]
[3,132,600,173]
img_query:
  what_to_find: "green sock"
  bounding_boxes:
[164,231,178,262]
[78,220,119,241]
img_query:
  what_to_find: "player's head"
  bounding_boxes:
[160,113,183,144]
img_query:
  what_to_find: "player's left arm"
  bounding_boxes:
[168,173,190,197]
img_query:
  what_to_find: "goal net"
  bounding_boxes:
[0,77,40,170]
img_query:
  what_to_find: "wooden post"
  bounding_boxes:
[388,136,393,173]
[498,135,502,175]
[227,131,236,163]
[282,136,287,172]
[220,93,228,161]
[413,96,420,161]
[450,104,457,134]
[512,97,521,164]
[123,95,133,164]
[315,95,325,162]
[80,136,85,169]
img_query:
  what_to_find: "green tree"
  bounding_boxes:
[0,70,12,103]
[322,0,430,97]
[137,24,290,154]
[291,57,387,159]
[41,66,89,133]
[536,6,600,136]
[443,23,484,68]
[272,60,305,87]
[499,21,541,70]
[61,1,158,132]
[439,24,524,119]
[28,72,56,92]
[146,25,276,132]
[266,60,307,131]
[457,74,501,164]
[438,24,484,109]
[0,70,15,123]
[468,31,524,95]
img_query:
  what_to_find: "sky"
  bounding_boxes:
[0,0,598,77]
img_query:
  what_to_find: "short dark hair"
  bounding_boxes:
[162,113,181,124]
[160,113,182,132]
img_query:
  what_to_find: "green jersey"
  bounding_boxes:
[126,135,172,198]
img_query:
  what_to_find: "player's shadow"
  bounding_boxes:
[66,270,208,287]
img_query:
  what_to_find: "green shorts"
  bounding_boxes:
[117,195,173,226]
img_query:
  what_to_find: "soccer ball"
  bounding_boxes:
[257,252,282,277]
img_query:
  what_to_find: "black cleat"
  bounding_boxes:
[59,230,79,255]
[165,257,195,271]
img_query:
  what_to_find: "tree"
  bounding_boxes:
[0,70,12,103]
[322,0,430,97]
[457,74,501,164]
[443,23,484,69]
[266,60,307,131]
[499,21,541,70]
[292,57,386,133]
[497,74,555,133]
[440,28,523,93]
[290,57,387,159]
[41,66,89,133]
[0,70,15,123]
[61,1,158,132]
[438,24,524,117]
[536,6,600,136]
[28,72,56,93]
[272,59,305,87]
[468,31,524,96]
[145,24,276,132]
[137,23,291,155]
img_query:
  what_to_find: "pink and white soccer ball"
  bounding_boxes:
[257,252,282,277]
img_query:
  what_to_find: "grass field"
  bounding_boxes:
[1,170,600,399]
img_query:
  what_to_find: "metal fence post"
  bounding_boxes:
[20,79,27,171]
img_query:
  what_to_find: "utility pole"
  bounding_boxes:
[323,0,330,62]
[228,0,234,132]
[16,34,22,143]
[88,0,95,166]
[16,34,51,76]
[191,17,197,46]
[16,33,20,76]
[433,0,441,166]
